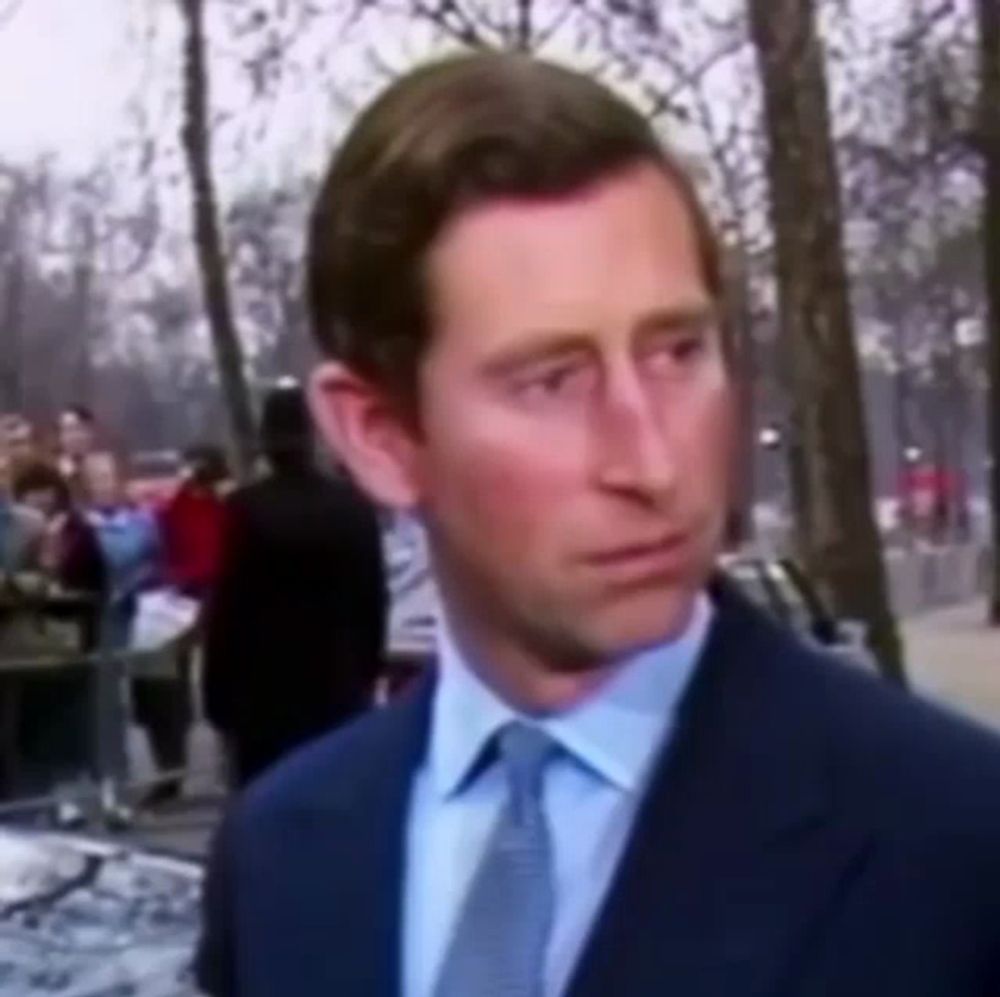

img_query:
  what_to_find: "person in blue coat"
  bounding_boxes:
[81,451,162,647]
[81,451,186,802]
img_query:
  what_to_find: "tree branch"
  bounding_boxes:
[411,0,492,48]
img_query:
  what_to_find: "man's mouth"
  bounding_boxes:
[581,531,692,580]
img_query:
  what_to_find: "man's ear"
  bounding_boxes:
[308,362,422,509]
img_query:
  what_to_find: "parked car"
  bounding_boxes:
[719,553,876,670]
[0,828,201,996]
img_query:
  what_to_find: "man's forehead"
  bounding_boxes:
[441,162,682,238]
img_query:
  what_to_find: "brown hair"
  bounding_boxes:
[307,51,721,414]
[12,461,72,511]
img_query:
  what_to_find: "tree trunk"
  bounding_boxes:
[724,255,758,547]
[746,0,906,683]
[513,0,532,50]
[978,0,1000,625]
[177,0,256,481]
[0,253,25,412]
[69,211,96,408]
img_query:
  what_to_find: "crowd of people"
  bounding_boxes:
[1,406,227,600]
[0,405,232,802]
[0,385,388,807]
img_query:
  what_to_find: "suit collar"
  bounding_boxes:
[250,681,432,997]
[664,576,836,837]
[567,577,871,996]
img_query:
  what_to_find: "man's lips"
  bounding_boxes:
[581,532,692,574]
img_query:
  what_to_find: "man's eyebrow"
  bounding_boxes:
[634,303,719,336]
[479,333,593,379]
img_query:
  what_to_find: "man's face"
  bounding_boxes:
[410,163,734,667]
[2,418,35,465]
[59,413,94,459]
[82,453,122,507]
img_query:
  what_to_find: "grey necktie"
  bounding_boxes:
[434,722,558,997]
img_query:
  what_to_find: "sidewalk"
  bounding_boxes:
[903,599,1000,731]
[121,719,225,857]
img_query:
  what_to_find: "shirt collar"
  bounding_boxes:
[428,594,713,799]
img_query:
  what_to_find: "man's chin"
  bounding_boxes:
[588,588,702,659]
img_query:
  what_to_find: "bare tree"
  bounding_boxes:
[176,0,256,480]
[835,1,983,545]
[226,183,313,380]
[0,255,25,412]
[746,0,905,682]
[0,166,45,414]
[978,0,1000,623]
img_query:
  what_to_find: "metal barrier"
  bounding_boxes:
[885,542,991,616]
[0,634,196,832]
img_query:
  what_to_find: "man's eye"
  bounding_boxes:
[646,335,706,370]
[516,364,588,400]
[671,336,706,361]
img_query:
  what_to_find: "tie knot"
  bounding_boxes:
[497,722,556,809]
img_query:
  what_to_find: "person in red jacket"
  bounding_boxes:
[159,446,229,599]
[139,445,229,805]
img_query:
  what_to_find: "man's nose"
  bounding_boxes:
[592,367,678,504]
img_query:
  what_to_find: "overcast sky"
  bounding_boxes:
[0,0,138,169]
[0,0,976,385]
[0,0,919,176]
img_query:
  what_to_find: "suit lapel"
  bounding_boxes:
[568,582,873,997]
[248,679,433,997]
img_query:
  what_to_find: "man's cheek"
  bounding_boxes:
[465,455,553,544]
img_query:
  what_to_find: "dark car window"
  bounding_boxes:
[763,561,815,633]
[720,558,793,624]
[721,556,840,645]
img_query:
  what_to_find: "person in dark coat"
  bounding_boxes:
[12,461,106,601]
[202,383,388,787]
[7,462,106,801]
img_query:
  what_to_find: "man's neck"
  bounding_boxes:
[439,605,630,716]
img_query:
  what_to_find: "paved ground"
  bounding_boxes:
[121,720,225,858]
[903,598,1000,732]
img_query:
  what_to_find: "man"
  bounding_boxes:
[1,413,37,474]
[56,405,98,491]
[57,405,97,461]
[197,53,1000,996]
[201,382,387,787]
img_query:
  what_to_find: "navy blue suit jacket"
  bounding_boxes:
[197,583,1000,996]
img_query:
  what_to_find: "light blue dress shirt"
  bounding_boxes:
[403,594,713,997]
